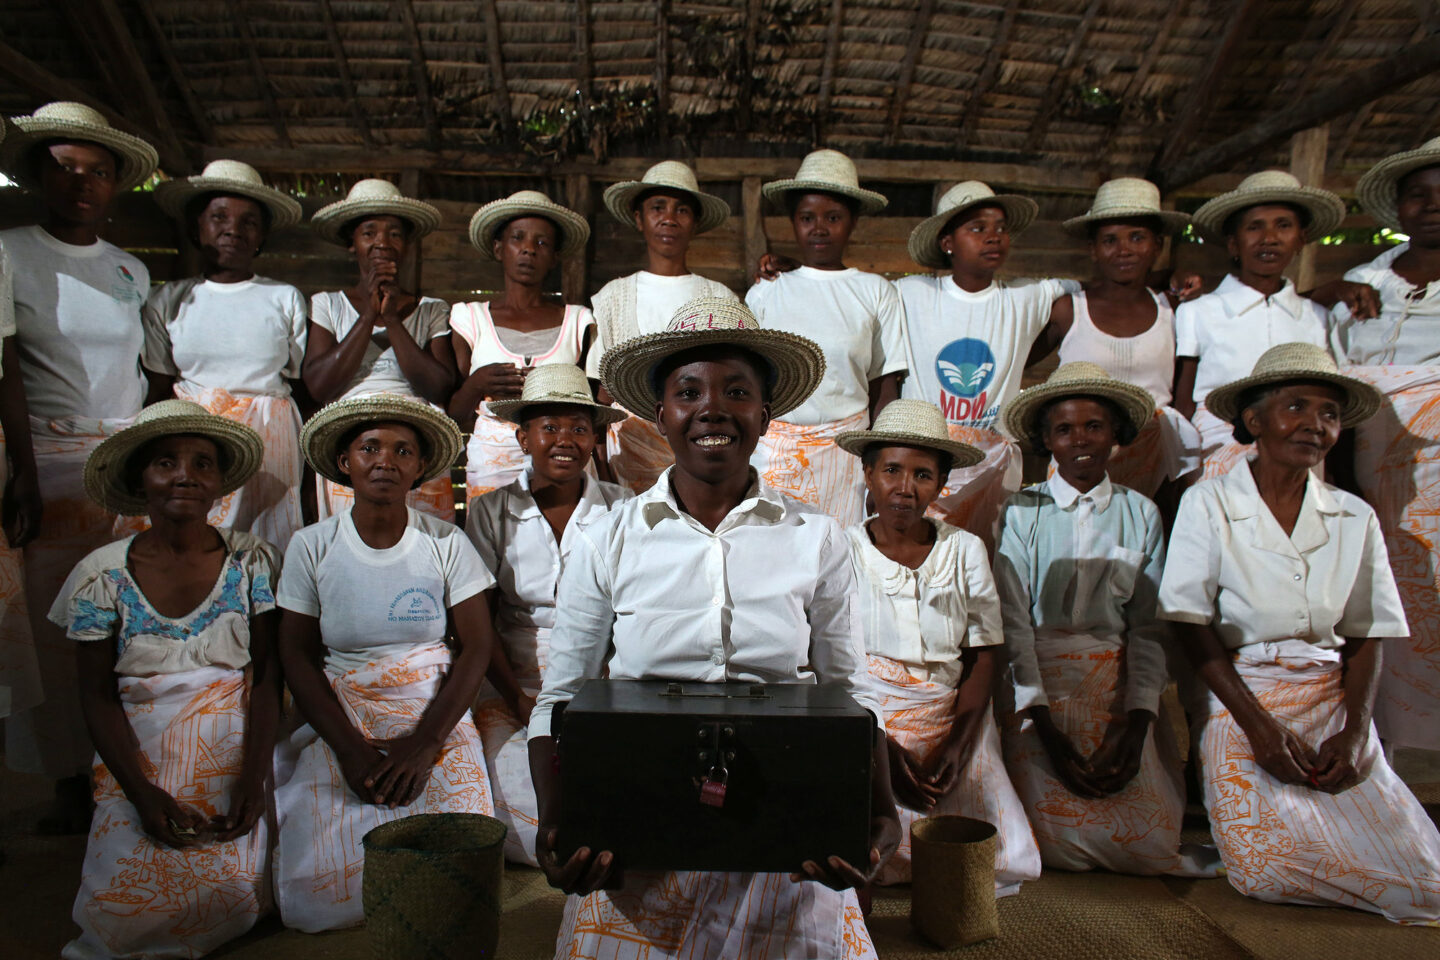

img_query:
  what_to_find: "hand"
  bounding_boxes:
[365,732,444,808]
[362,260,401,326]
[535,825,617,894]
[886,735,942,810]
[753,253,799,283]
[336,741,387,804]
[212,772,266,842]
[1169,272,1203,303]
[1319,279,1381,321]
[133,784,206,849]
[2,467,42,548]
[1244,714,1317,786]
[1087,713,1150,795]
[510,692,536,728]
[1311,727,1368,793]
[920,726,980,796]
[468,362,526,401]
[1032,710,1105,798]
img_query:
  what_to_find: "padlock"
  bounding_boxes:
[699,764,728,808]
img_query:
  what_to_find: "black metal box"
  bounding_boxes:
[556,679,874,873]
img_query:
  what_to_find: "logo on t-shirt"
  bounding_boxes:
[111,263,143,304]
[387,587,443,623]
[934,338,997,422]
[116,265,135,283]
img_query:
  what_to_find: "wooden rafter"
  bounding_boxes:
[317,0,374,147]
[1290,0,1360,102]
[393,0,442,149]
[737,0,763,131]
[885,0,937,146]
[1023,0,1102,153]
[134,0,214,144]
[478,0,515,146]
[224,0,291,148]
[956,0,1020,149]
[1329,20,1434,170]
[655,0,671,140]
[815,0,843,141]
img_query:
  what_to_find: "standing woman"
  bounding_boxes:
[304,178,456,520]
[0,102,158,828]
[144,160,308,552]
[449,190,594,499]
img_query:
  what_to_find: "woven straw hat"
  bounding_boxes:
[598,296,825,422]
[310,178,443,246]
[468,190,591,259]
[1002,362,1156,452]
[1356,136,1440,231]
[602,161,730,234]
[487,363,628,426]
[1203,342,1381,429]
[1192,170,1345,241]
[155,159,303,230]
[1,101,158,192]
[302,394,463,487]
[763,149,888,215]
[907,181,1039,269]
[836,399,983,469]
[1062,178,1191,238]
[84,400,264,516]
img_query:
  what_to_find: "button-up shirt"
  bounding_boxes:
[529,467,877,738]
[1330,243,1440,367]
[994,474,1171,714]
[1158,459,1409,651]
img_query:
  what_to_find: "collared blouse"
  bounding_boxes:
[1330,242,1440,367]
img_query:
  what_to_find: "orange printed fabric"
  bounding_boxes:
[1201,642,1440,923]
[557,870,877,960]
[606,411,676,495]
[752,410,868,527]
[927,426,1021,550]
[316,473,456,524]
[474,677,543,867]
[465,410,529,500]
[0,426,40,720]
[1194,404,1250,481]
[1002,634,1199,876]
[65,667,270,960]
[273,642,493,933]
[1346,365,1440,750]
[860,655,1040,894]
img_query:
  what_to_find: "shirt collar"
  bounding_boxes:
[1221,458,1340,556]
[506,470,609,522]
[639,466,786,529]
[1046,472,1113,514]
[1213,273,1305,320]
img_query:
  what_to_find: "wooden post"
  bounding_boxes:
[563,173,593,303]
[1287,125,1329,291]
[743,176,765,289]
[399,169,424,294]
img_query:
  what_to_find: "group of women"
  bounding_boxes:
[0,95,1438,959]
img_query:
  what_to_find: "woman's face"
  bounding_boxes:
[339,423,428,503]
[791,192,855,269]
[1396,165,1440,250]
[493,215,560,286]
[1089,220,1161,285]
[862,445,944,530]
[196,195,267,273]
[38,141,119,227]
[1226,203,1306,280]
[350,215,410,270]
[139,435,224,522]
[632,189,697,255]
[1042,397,1117,490]
[656,350,771,486]
[1243,382,1345,472]
[940,204,1010,276]
[518,406,597,487]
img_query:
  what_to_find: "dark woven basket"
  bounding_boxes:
[910,815,999,948]
[362,812,507,959]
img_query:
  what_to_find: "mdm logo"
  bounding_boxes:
[934,338,997,421]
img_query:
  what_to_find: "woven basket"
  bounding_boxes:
[909,815,999,948]
[362,813,507,959]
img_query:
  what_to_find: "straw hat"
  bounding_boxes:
[154,159,303,230]
[907,181,1039,269]
[310,178,444,246]
[83,400,264,516]
[835,399,983,469]
[1356,136,1440,231]
[1192,170,1346,241]
[762,149,888,215]
[1203,342,1381,429]
[0,101,158,192]
[602,161,730,234]
[468,190,591,259]
[598,296,825,422]
[1002,362,1156,453]
[1061,177,1191,238]
[301,394,463,487]
[487,363,628,425]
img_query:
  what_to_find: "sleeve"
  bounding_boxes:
[530,532,620,739]
[47,560,119,642]
[1302,300,1332,352]
[1157,487,1222,625]
[704,278,740,302]
[584,285,614,378]
[1121,502,1172,714]
[807,521,884,726]
[449,302,478,350]
[419,299,451,344]
[1044,277,1082,299]
[870,279,911,380]
[1174,300,1200,358]
[959,535,1005,648]
[440,531,495,608]
[0,238,14,340]
[463,493,503,579]
[571,305,597,361]
[1328,302,1356,363]
[275,533,322,618]
[281,287,309,379]
[242,539,282,615]
[310,292,337,335]
[993,499,1047,711]
[1336,508,1412,639]
[743,276,769,319]
[140,285,180,376]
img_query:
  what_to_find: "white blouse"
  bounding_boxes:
[1057,289,1176,406]
[1330,243,1440,367]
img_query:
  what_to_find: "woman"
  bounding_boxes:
[305,178,457,521]
[1159,342,1440,922]
[837,399,1040,896]
[274,395,496,932]
[49,399,278,958]
[144,159,308,551]
[449,190,594,499]
[0,101,158,828]
[464,364,629,865]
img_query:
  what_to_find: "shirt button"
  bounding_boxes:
[712,596,721,606]
[1292,574,1302,581]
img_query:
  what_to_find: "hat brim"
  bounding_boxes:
[907,195,1040,269]
[761,179,888,216]
[1203,369,1381,430]
[1192,187,1346,242]
[1,117,159,193]
[468,201,591,259]
[155,177,303,230]
[1356,147,1440,231]
[301,396,463,488]
[84,415,265,516]
[310,196,443,246]
[602,181,730,234]
[834,429,983,470]
[1002,378,1157,453]
[598,328,826,423]
[1061,208,1191,238]
[485,395,629,426]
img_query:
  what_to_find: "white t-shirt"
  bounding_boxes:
[1331,243,1440,367]
[744,266,910,425]
[311,291,451,400]
[277,508,494,673]
[897,274,1076,431]
[142,276,308,397]
[587,272,738,377]
[1,224,149,421]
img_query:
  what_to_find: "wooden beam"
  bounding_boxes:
[737,0,763,131]
[317,0,374,148]
[562,173,593,302]
[743,175,766,282]
[398,168,423,292]
[1023,0,1101,153]
[574,0,594,102]
[478,0,515,146]
[655,0,671,141]
[225,0,291,148]
[1287,126,1329,289]
[134,0,214,144]
[1327,103,1375,172]
[816,0,843,142]
[885,0,937,146]
[956,0,1020,148]
[393,0,442,149]
[1156,32,1440,191]
[1290,0,1360,103]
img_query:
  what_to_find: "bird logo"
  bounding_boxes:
[934,339,997,399]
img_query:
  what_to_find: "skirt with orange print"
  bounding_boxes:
[926,426,1022,551]
[751,410,869,527]
[605,410,675,496]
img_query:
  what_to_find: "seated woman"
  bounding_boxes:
[1159,342,1440,922]
[50,399,279,958]
[273,395,497,933]
[836,398,1040,896]
[995,363,1217,877]
[464,364,629,866]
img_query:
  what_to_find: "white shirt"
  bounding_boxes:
[143,276,309,397]
[277,508,494,673]
[310,291,451,400]
[744,266,910,425]
[465,471,632,678]
[529,467,879,738]
[1058,289,1177,406]
[897,274,1077,431]
[1330,243,1440,367]
[1158,459,1409,651]
[995,475,1171,714]
[1175,274,1330,404]
[1,224,149,421]
[847,519,1002,688]
[586,272,738,377]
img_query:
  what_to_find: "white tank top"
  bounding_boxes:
[448,301,595,373]
[1057,289,1175,406]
